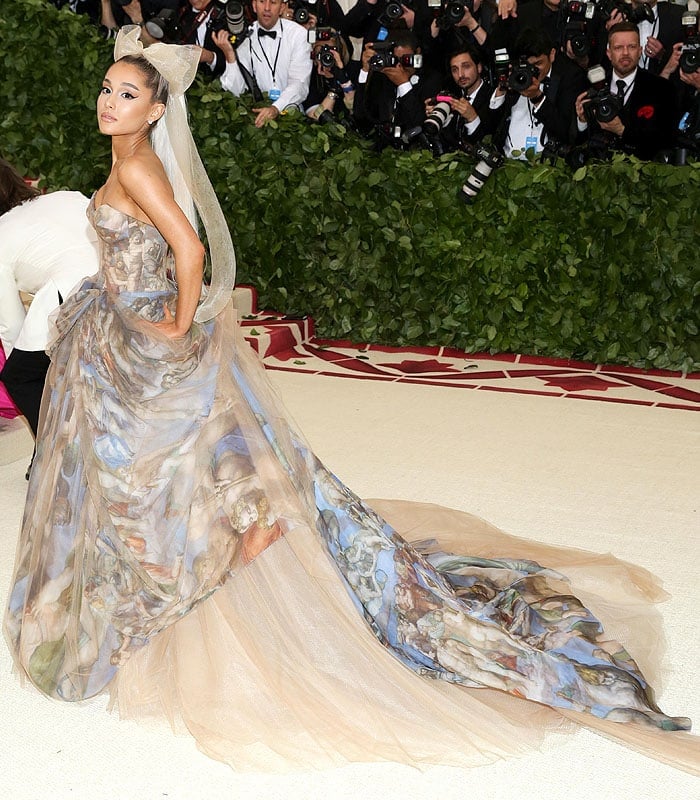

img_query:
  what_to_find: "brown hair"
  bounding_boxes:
[608,21,641,44]
[115,55,169,104]
[0,157,40,215]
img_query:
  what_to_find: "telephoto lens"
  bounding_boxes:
[423,101,453,135]
[459,144,504,203]
[225,1,246,36]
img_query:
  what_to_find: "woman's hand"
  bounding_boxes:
[152,303,189,339]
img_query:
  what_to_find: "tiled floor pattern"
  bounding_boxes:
[236,286,699,412]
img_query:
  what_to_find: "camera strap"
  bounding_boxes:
[639,11,659,69]
[180,6,214,45]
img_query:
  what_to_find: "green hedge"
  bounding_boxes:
[2,0,698,371]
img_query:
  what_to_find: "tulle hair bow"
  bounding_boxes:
[114,25,200,97]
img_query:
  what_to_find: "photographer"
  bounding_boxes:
[490,27,587,159]
[304,32,358,124]
[628,0,685,77]
[423,0,498,76]
[674,62,700,161]
[104,1,229,76]
[574,21,676,160]
[423,45,494,151]
[353,29,443,148]
[177,0,238,77]
[280,0,348,34]
[0,158,98,455]
[104,1,176,41]
[491,0,607,72]
[213,0,312,126]
[645,15,700,162]
[428,0,495,52]
[344,1,436,67]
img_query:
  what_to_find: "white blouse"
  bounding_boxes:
[0,191,99,354]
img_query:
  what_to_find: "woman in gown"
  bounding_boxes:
[4,26,699,775]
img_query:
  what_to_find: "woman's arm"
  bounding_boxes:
[118,157,205,337]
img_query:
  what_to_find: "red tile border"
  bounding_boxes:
[235,286,698,411]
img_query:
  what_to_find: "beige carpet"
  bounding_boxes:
[1,370,698,799]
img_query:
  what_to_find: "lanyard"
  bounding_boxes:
[252,23,283,86]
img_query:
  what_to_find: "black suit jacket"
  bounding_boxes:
[491,1,565,56]
[493,53,587,150]
[646,3,686,77]
[618,67,677,158]
[354,68,443,144]
[437,80,496,150]
[178,2,227,78]
[579,67,677,159]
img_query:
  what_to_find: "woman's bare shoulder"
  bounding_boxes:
[116,149,168,192]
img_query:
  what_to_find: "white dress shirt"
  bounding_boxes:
[462,80,485,137]
[219,20,312,112]
[610,68,637,105]
[638,6,659,70]
[0,191,98,354]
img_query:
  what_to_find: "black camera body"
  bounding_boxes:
[369,41,398,70]
[435,0,473,32]
[369,41,423,70]
[561,0,597,58]
[316,44,338,68]
[508,57,540,92]
[597,0,654,25]
[376,0,411,27]
[493,48,511,91]
[680,37,700,73]
[287,0,320,25]
[585,86,622,123]
[584,66,622,124]
[145,12,179,42]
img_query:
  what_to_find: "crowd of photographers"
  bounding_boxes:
[52,0,700,196]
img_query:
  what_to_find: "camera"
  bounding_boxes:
[680,38,700,74]
[435,0,473,32]
[493,48,511,91]
[584,64,622,123]
[285,0,318,25]
[376,0,409,27]
[624,1,655,26]
[145,10,180,41]
[561,0,597,58]
[508,56,540,92]
[423,100,453,136]
[369,41,398,70]
[313,27,336,42]
[459,143,503,204]
[369,42,423,70]
[597,0,654,25]
[316,44,337,69]
[680,13,700,74]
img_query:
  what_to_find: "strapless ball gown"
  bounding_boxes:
[4,199,698,773]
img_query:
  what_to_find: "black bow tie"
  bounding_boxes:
[258,29,277,39]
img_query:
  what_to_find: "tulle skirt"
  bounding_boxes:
[112,499,700,774]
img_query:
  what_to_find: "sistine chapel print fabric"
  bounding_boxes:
[4,199,698,774]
